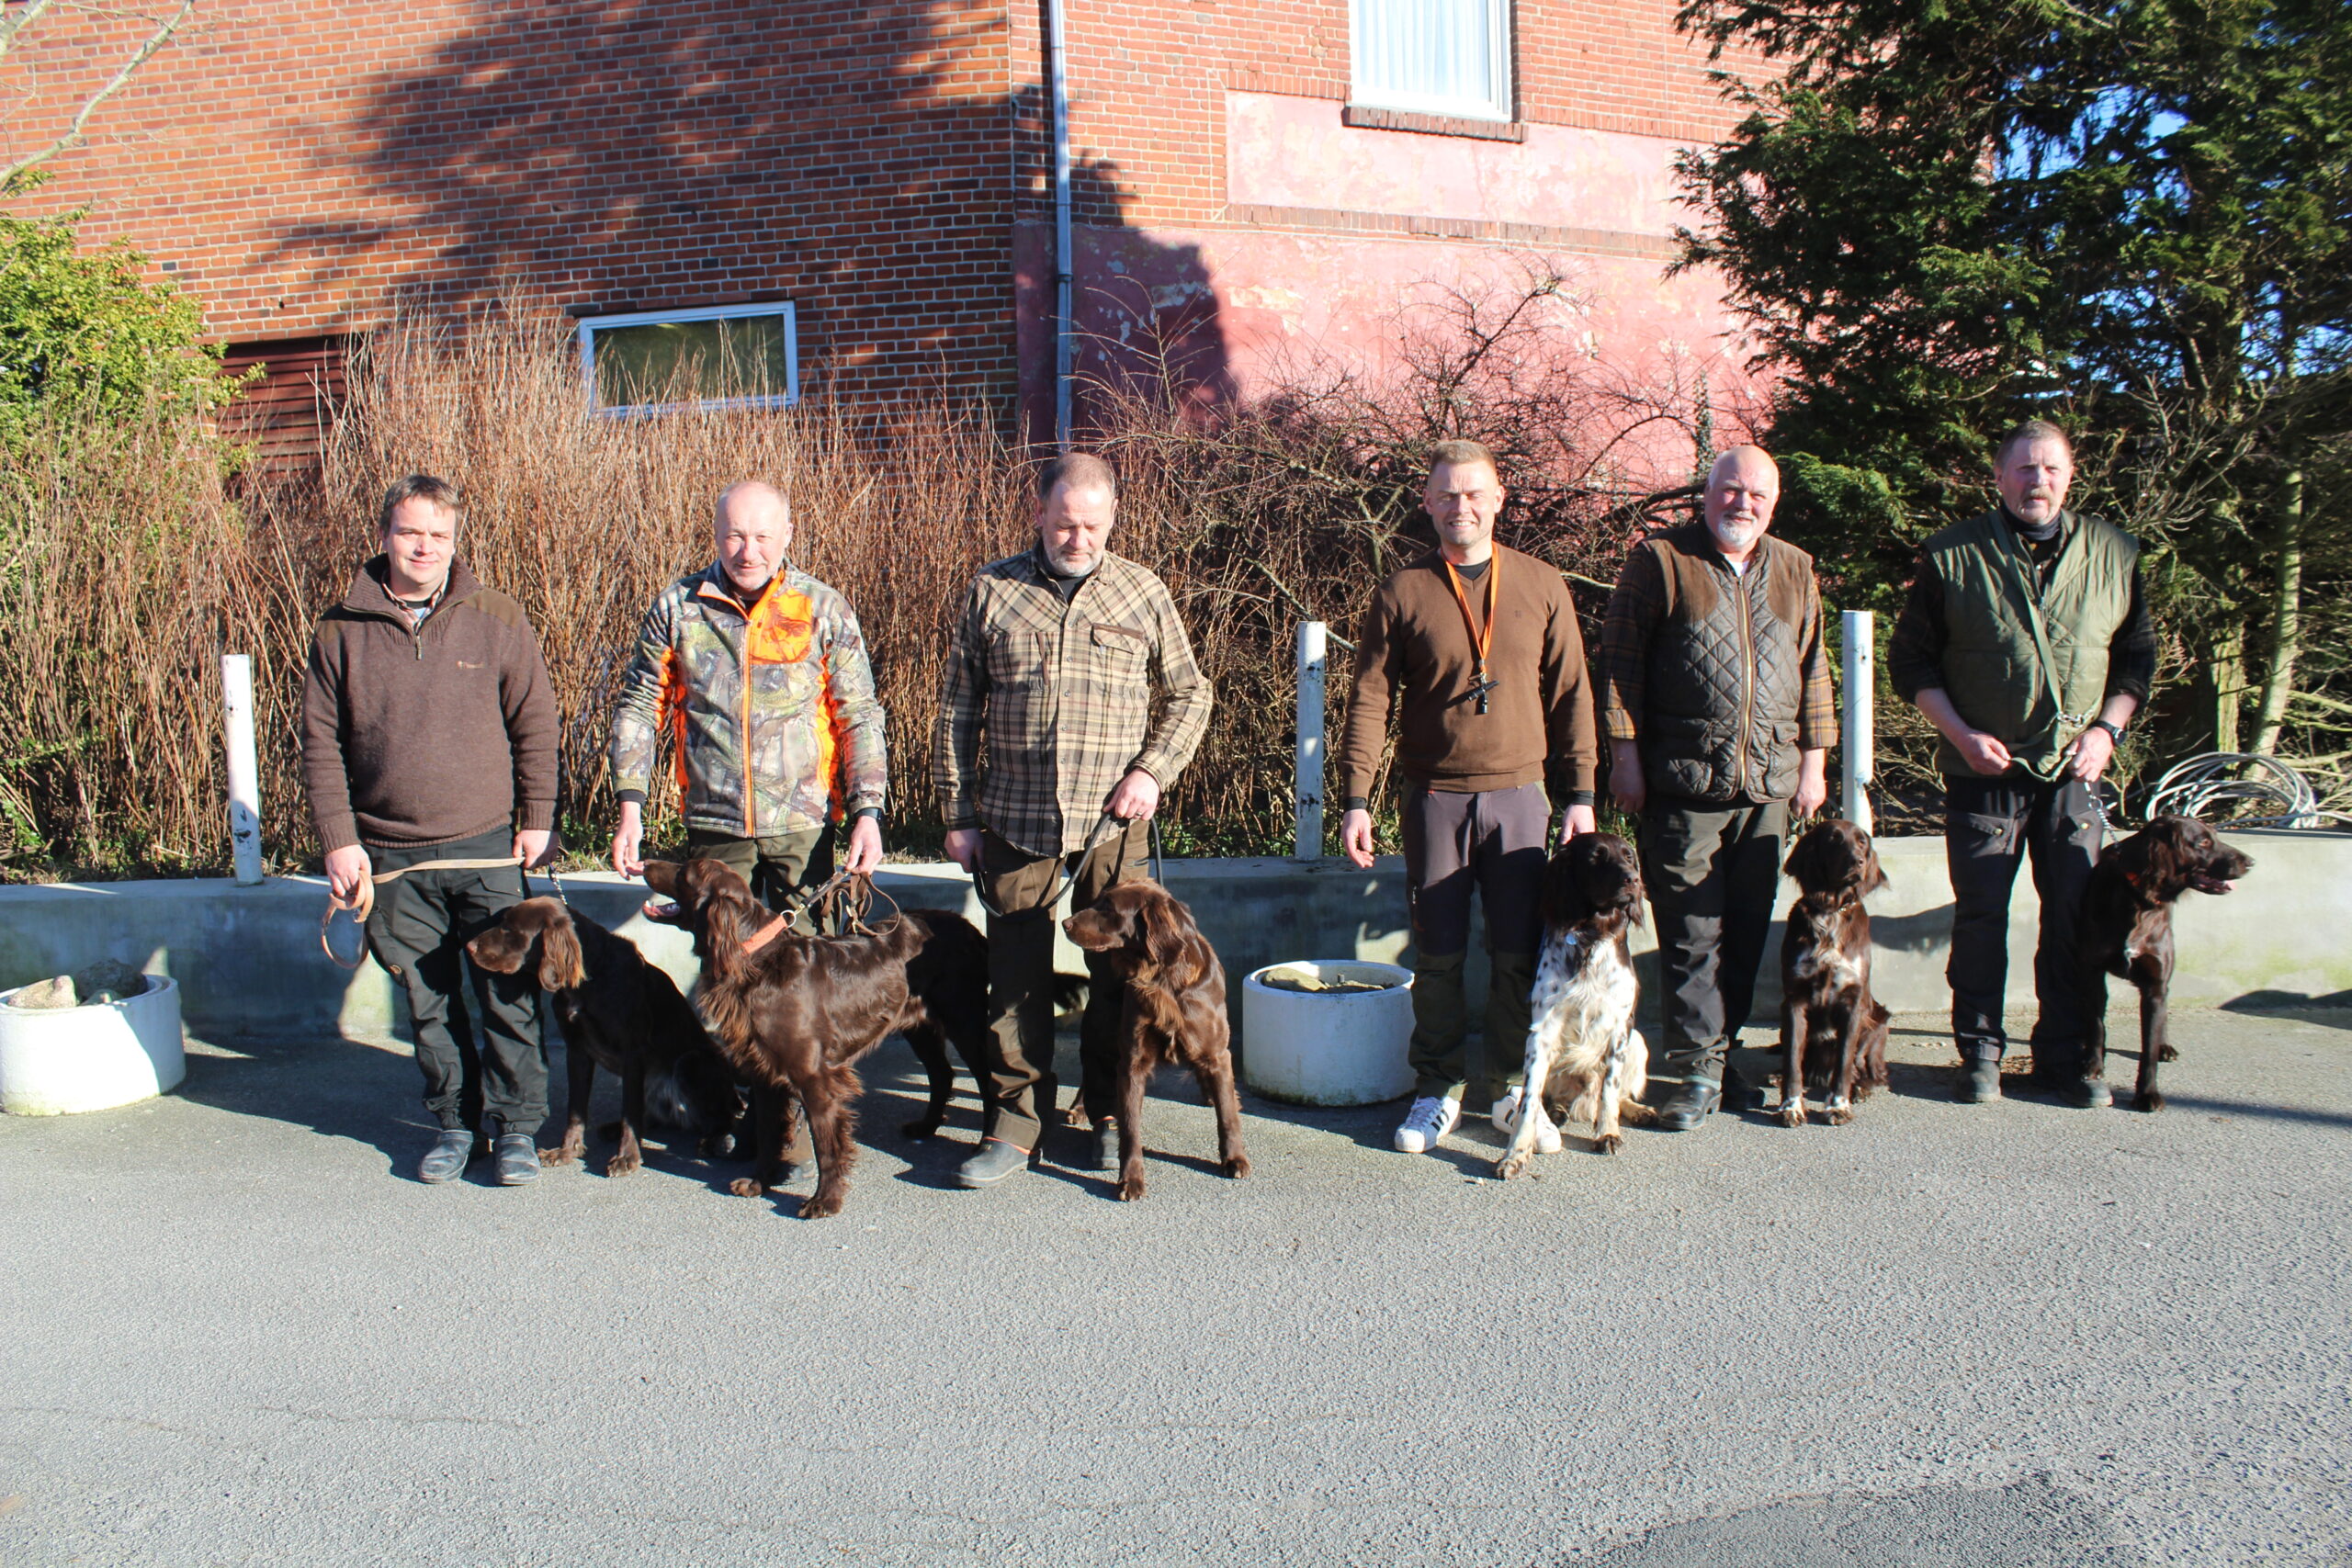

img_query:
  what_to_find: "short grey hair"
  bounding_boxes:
[1036,452,1116,501]
[1995,419,2074,465]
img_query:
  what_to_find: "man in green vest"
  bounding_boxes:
[1890,420,2155,1107]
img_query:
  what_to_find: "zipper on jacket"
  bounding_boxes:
[1733,561,1757,798]
[739,599,756,838]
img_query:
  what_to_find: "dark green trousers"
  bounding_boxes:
[976,821,1148,1148]
[1639,797,1788,1082]
[363,829,546,1135]
[685,826,834,927]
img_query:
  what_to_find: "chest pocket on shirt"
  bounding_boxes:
[1089,621,1150,684]
[986,626,1048,687]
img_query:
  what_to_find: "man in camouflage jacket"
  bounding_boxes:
[933,453,1212,1190]
[609,481,888,909]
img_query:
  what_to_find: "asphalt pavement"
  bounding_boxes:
[3,1009,2348,1567]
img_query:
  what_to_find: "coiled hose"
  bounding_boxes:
[2139,752,2350,829]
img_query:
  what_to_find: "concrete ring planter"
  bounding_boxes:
[0,976,186,1115]
[1241,960,1414,1106]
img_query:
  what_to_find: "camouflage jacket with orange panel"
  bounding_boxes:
[608,562,888,838]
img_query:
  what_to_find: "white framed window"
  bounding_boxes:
[1350,0,1513,122]
[576,302,799,415]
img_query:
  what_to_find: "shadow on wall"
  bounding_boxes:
[1009,79,1233,443]
[261,2,994,396]
[259,1,1231,419]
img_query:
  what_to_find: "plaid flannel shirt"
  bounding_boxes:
[933,547,1212,858]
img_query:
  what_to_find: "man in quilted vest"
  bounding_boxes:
[1890,420,2154,1108]
[607,481,888,912]
[1600,446,1835,1130]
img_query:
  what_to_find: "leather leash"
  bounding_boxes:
[320,855,537,970]
[967,813,1165,920]
[738,868,906,956]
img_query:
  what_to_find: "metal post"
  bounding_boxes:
[1046,0,1074,450]
[221,653,265,886]
[1295,621,1327,858]
[1840,610,1874,833]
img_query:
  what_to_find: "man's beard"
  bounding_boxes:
[1043,546,1099,578]
[1711,518,1762,554]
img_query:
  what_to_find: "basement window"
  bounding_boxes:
[576,302,799,415]
[1349,0,1513,122]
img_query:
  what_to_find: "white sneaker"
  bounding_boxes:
[1490,1088,1564,1155]
[1393,1095,1461,1154]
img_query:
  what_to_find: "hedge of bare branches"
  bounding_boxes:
[0,270,1710,878]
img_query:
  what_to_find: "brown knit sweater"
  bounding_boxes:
[301,557,560,852]
[1337,545,1599,802]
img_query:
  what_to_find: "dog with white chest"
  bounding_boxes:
[1495,832,1650,1178]
[1777,818,1891,1127]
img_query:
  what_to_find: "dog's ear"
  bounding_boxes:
[534,904,587,991]
[1137,888,1193,975]
[641,860,682,897]
[1782,828,1818,886]
[1543,844,1594,929]
[1859,840,1888,897]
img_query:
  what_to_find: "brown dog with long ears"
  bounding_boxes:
[639,859,992,1219]
[2077,815,2252,1111]
[1776,820,1891,1128]
[1062,880,1250,1201]
[466,898,743,1177]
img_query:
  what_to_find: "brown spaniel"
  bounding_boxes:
[1062,880,1250,1201]
[639,859,991,1219]
[1776,820,1891,1128]
[466,898,743,1177]
[2078,816,2253,1111]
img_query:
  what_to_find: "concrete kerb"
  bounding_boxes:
[0,829,2338,1048]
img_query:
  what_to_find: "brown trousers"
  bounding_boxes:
[977,820,1150,1148]
[1399,781,1549,1105]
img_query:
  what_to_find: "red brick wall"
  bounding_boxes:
[6,1,1020,404]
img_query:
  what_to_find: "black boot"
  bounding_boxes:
[1656,1077,1723,1132]
[1954,1055,2003,1103]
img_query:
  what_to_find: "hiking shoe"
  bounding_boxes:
[2062,1076,2112,1110]
[417,1128,479,1184]
[1393,1095,1461,1154]
[956,1137,1033,1190]
[1655,1078,1722,1133]
[1955,1059,2003,1104]
[492,1133,540,1186]
[1489,1088,1563,1154]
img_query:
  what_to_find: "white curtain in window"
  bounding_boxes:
[1352,0,1509,118]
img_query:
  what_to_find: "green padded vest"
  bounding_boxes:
[1925,509,2138,780]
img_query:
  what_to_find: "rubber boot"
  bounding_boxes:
[1476,948,1538,1113]
[1406,950,1469,1100]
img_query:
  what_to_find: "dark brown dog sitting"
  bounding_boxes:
[1062,880,1250,1201]
[1776,820,1891,1128]
[2078,815,2253,1112]
[639,858,992,1219]
[465,898,742,1177]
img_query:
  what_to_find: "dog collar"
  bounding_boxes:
[740,911,792,955]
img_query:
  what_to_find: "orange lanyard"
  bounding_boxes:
[1441,552,1501,712]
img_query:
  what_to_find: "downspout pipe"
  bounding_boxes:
[1046,0,1073,450]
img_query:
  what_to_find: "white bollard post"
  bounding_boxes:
[220,653,265,886]
[1841,610,1874,834]
[1295,621,1328,859]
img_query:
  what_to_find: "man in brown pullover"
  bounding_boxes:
[1338,440,1600,1156]
[301,474,561,1186]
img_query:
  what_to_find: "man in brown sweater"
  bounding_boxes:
[301,474,561,1186]
[1339,439,1600,1156]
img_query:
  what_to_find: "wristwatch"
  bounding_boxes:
[2088,718,2125,744]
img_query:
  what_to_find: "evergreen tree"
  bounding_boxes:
[1676,0,2352,759]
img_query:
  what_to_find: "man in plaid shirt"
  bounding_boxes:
[1599,446,1835,1130]
[933,453,1212,1190]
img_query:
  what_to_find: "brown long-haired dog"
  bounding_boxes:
[1062,880,1250,1202]
[2078,815,2253,1111]
[1777,820,1892,1128]
[639,858,989,1219]
[465,898,743,1176]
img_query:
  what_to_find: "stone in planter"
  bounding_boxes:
[0,975,186,1115]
